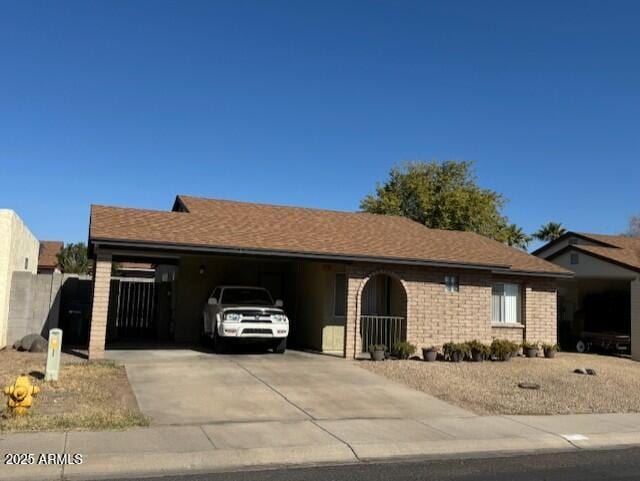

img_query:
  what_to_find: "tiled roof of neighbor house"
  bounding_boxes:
[570,233,640,272]
[38,241,63,269]
[89,195,571,276]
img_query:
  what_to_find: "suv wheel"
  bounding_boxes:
[213,328,227,354]
[272,338,286,354]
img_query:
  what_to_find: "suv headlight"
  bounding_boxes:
[224,312,241,322]
[272,314,287,323]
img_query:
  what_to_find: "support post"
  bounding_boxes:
[88,253,112,360]
[632,278,640,361]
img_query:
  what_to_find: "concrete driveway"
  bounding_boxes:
[108,349,471,425]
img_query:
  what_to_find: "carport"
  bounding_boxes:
[90,249,350,357]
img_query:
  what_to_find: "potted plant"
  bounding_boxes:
[490,339,518,362]
[422,346,438,362]
[468,340,490,362]
[393,341,416,360]
[443,342,470,362]
[369,344,386,361]
[542,343,559,358]
[521,341,539,358]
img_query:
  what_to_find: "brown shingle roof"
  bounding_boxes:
[89,196,570,276]
[38,241,63,269]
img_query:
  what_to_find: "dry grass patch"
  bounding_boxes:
[359,352,640,415]
[0,350,148,432]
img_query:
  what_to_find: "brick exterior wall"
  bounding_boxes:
[344,263,557,358]
[88,253,112,360]
[632,278,640,361]
[523,280,557,345]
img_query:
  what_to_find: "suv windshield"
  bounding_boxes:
[221,288,274,306]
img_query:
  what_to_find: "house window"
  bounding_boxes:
[444,275,459,293]
[334,273,346,317]
[24,258,28,270]
[570,253,579,265]
[492,283,520,324]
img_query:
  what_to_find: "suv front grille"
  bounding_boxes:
[242,328,272,335]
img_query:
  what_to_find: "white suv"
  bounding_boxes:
[203,286,289,353]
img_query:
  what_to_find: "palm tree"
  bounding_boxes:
[533,222,567,242]
[503,224,532,250]
[56,242,92,274]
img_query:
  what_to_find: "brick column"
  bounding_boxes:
[344,267,366,359]
[88,253,112,360]
[631,278,640,361]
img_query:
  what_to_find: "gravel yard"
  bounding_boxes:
[359,353,640,415]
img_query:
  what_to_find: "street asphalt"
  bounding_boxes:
[96,446,640,481]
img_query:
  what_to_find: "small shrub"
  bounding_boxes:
[442,342,470,361]
[541,343,559,351]
[368,344,386,353]
[467,340,490,360]
[491,339,519,361]
[393,341,416,360]
[521,340,539,350]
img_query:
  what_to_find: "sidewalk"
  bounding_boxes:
[4,413,640,480]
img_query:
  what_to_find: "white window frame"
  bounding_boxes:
[492,283,521,324]
[444,275,459,293]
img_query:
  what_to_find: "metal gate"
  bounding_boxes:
[107,279,157,341]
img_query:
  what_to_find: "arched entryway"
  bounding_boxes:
[359,272,408,352]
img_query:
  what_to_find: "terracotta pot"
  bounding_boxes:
[422,348,437,362]
[371,350,385,361]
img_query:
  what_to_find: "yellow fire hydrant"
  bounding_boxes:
[4,374,40,415]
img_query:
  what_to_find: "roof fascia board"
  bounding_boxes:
[92,238,511,272]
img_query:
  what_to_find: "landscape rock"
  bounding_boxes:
[586,368,597,376]
[16,333,47,352]
[518,382,541,390]
[29,337,48,352]
[574,368,587,375]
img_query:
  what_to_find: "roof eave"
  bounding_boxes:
[90,237,518,272]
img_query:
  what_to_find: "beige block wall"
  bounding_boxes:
[344,263,557,358]
[632,278,640,361]
[0,210,38,348]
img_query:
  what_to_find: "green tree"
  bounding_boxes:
[503,224,532,250]
[533,222,567,242]
[360,161,514,241]
[625,214,640,237]
[57,242,92,274]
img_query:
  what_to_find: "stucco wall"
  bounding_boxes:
[551,249,636,280]
[344,263,558,358]
[0,210,39,348]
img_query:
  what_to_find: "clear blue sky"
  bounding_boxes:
[1,1,638,248]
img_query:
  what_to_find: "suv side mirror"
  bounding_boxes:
[208,298,218,306]
[275,299,283,308]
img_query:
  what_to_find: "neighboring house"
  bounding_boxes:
[85,195,571,360]
[0,209,39,348]
[534,232,640,359]
[38,240,63,273]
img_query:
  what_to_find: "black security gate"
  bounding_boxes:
[107,279,157,341]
